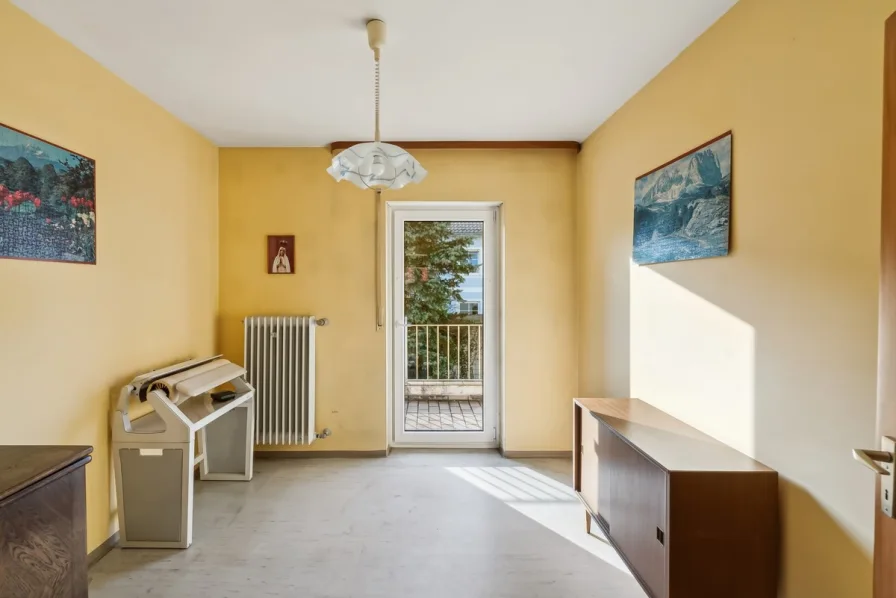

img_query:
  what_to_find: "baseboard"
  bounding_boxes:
[501,450,573,459]
[87,531,119,568]
[388,445,499,451]
[254,450,389,459]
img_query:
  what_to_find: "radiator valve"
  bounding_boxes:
[315,428,333,440]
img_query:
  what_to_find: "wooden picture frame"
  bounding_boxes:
[267,235,294,274]
[633,131,732,265]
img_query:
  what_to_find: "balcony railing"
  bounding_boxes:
[406,324,482,381]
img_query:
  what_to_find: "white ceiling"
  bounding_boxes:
[12,0,736,146]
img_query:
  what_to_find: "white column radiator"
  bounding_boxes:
[243,316,318,445]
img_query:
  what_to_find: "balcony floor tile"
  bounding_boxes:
[404,398,483,431]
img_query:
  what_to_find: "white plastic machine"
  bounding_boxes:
[112,356,255,548]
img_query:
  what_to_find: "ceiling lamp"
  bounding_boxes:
[327,19,427,330]
[327,20,427,190]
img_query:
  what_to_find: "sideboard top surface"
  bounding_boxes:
[575,398,772,473]
[0,445,93,502]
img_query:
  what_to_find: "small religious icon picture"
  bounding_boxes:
[267,235,294,274]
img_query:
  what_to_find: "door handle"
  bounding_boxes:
[853,448,894,475]
[854,437,896,517]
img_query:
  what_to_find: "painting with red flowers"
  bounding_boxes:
[0,123,96,264]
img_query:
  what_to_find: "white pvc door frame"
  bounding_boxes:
[387,202,502,448]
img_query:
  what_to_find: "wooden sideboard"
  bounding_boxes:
[0,445,93,598]
[573,398,778,598]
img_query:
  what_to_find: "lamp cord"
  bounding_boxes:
[373,48,383,329]
[374,51,381,143]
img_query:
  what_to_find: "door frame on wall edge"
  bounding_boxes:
[385,201,505,450]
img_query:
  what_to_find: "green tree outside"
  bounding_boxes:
[404,222,481,380]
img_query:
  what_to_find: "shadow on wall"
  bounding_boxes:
[628,259,875,598]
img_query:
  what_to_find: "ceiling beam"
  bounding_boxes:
[328,140,581,152]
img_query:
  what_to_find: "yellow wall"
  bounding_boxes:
[0,1,219,552]
[576,0,895,595]
[218,148,577,452]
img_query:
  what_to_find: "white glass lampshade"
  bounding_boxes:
[327,142,427,190]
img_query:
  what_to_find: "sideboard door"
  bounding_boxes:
[597,421,668,598]
[580,412,600,511]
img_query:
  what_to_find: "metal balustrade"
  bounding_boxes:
[406,324,482,381]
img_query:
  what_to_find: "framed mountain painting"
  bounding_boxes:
[0,123,96,264]
[633,132,731,265]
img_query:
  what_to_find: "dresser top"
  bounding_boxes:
[575,398,772,473]
[0,445,93,501]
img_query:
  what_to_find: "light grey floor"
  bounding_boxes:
[90,451,644,598]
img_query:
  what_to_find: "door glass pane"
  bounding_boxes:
[404,221,484,432]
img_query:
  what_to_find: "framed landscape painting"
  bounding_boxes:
[633,132,731,265]
[0,123,96,264]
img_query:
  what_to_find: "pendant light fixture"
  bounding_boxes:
[327,19,427,329]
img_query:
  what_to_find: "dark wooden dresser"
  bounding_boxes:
[573,398,778,598]
[0,445,93,598]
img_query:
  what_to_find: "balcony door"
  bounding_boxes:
[390,204,500,446]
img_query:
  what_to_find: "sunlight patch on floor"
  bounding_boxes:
[445,465,631,575]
